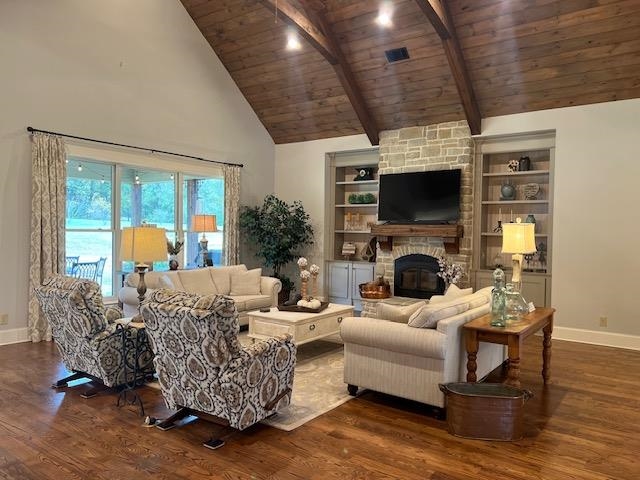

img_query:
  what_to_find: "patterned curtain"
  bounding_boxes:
[223,164,241,266]
[28,133,66,342]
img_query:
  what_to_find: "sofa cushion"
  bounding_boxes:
[408,296,470,329]
[158,274,176,290]
[231,294,272,312]
[209,265,247,294]
[230,268,262,296]
[178,268,217,295]
[376,301,427,324]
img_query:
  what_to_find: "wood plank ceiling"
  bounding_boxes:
[181,0,640,145]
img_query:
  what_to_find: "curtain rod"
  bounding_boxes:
[26,126,243,168]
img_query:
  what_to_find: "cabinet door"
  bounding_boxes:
[521,277,547,308]
[475,270,548,307]
[328,262,351,301]
[351,263,375,301]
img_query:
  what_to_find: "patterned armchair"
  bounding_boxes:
[140,289,296,448]
[34,275,145,397]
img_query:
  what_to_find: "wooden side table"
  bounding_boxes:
[463,307,555,388]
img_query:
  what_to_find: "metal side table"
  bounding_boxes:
[115,319,155,416]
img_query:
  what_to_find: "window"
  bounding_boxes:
[183,175,224,269]
[66,158,114,296]
[64,152,225,299]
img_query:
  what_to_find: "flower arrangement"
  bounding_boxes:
[437,256,463,285]
[166,239,184,255]
[296,258,321,308]
[507,159,519,172]
[300,269,311,280]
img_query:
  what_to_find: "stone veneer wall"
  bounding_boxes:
[377,121,474,293]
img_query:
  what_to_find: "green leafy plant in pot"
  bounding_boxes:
[239,194,314,304]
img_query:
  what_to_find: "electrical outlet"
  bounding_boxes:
[0,313,8,326]
[599,316,608,328]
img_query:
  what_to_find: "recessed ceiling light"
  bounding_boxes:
[376,3,393,27]
[376,11,392,27]
[286,32,301,51]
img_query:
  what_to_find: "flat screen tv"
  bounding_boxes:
[378,169,461,224]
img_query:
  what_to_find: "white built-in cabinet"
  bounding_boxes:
[327,261,375,312]
[473,131,555,307]
[324,149,379,312]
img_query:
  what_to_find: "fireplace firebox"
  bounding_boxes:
[394,254,445,299]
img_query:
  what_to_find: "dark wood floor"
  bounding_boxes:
[1,337,639,479]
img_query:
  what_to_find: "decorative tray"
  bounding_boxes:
[277,301,330,314]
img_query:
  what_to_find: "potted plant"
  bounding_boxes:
[239,194,314,304]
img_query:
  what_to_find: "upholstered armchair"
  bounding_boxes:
[140,289,296,449]
[34,275,147,397]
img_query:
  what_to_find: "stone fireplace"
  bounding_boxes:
[394,254,445,299]
[376,121,475,297]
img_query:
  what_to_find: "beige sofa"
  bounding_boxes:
[118,265,281,326]
[339,286,505,408]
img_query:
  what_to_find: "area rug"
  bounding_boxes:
[147,334,352,432]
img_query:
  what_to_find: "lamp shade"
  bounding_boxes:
[192,214,217,232]
[119,226,168,265]
[502,218,536,254]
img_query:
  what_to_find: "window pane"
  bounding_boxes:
[66,158,114,297]
[66,159,112,229]
[65,232,113,297]
[183,175,224,268]
[120,167,175,230]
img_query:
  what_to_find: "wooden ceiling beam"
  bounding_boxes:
[257,0,337,64]
[258,0,379,145]
[414,0,481,135]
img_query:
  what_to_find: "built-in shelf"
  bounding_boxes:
[335,180,378,185]
[482,170,549,177]
[482,200,549,205]
[335,230,371,234]
[336,203,378,208]
[481,232,548,237]
[370,224,464,254]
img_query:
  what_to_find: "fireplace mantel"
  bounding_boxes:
[370,224,464,254]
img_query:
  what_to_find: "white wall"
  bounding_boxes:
[274,135,372,293]
[0,0,275,342]
[482,98,640,348]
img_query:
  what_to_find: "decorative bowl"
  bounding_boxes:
[359,283,391,299]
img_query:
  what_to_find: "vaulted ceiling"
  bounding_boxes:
[181,0,640,145]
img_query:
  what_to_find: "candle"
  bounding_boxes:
[510,209,513,222]
[499,208,502,221]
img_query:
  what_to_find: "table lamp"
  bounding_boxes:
[119,226,167,319]
[191,214,217,267]
[501,217,536,293]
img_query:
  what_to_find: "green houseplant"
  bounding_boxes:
[239,194,314,303]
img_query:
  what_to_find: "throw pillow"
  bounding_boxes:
[444,284,473,299]
[376,301,426,324]
[408,296,470,328]
[429,294,445,304]
[230,268,262,296]
[430,284,472,304]
[466,291,490,309]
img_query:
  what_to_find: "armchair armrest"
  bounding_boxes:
[260,276,282,307]
[221,335,296,395]
[340,316,446,359]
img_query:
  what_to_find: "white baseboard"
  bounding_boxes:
[553,326,640,351]
[0,328,30,346]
